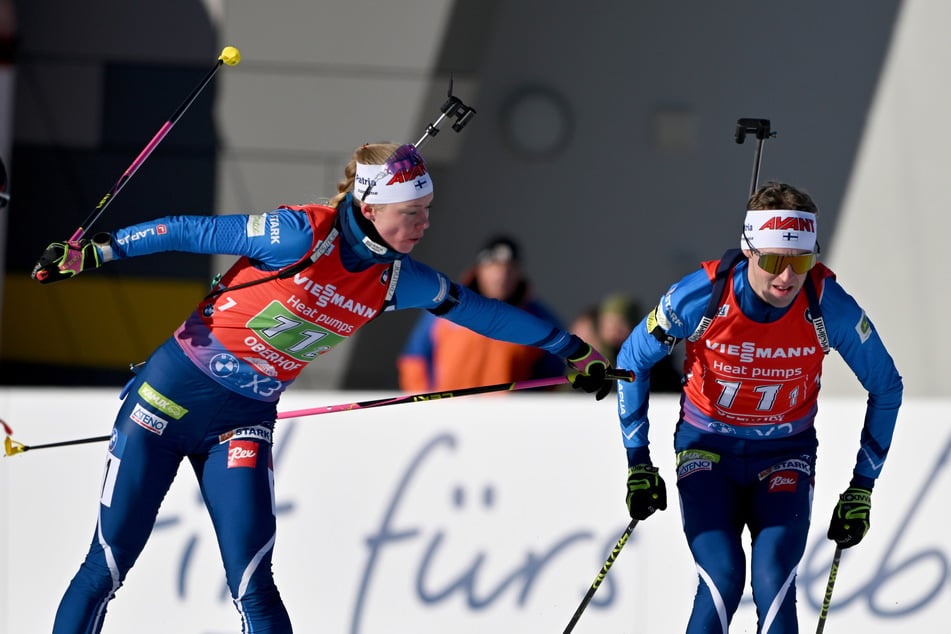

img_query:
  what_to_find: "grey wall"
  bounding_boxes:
[350,0,901,389]
[426,1,899,316]
[5,1,916,392]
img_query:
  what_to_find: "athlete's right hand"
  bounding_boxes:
[626,464,667,520]
[566,341,614,401]
[32,238,103,284]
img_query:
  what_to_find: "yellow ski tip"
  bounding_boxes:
[3,435,26,457]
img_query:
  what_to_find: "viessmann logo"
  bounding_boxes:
[705,340,818,364]
[290,275,379,318]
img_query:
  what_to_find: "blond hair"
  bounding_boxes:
[327,143,401,208]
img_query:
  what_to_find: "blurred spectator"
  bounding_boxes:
[570,293,682,393]
[596,293,643,363]
[568,305,602,355]
[398,235,565,391]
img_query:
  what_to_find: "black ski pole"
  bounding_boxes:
[562,519,638,633]
[815,545,843,633]
[4,433,111,456]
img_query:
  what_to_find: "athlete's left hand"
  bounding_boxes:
[567,341,612,401]
[626,464,667,520]
[827,486,872,548]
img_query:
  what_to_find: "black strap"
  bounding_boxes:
[688,248,829,353]
[203,215,342,301]
[688,249,744,342]
[803,273,830,353]
[203,264,300,301]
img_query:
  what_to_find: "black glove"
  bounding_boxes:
[567,341,612,401]
[31,236,105,284]
[827,486,872,548]
[626,464,667,520]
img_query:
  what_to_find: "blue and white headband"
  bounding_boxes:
[741,209,817,251]
[353,144,434,205]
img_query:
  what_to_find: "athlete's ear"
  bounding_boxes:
[360,202,375,220]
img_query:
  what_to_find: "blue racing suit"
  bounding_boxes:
[53,196,580,633]
[616,255,902,634]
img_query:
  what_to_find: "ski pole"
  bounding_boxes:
[4,433,111,456]
[276,369,634,419]
[815,545,842,633]
[68,46,241,242]
[563,519,638,633]
[2,370,636,456]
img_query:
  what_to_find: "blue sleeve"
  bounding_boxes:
[617,267,712,465]
[391,258,576,356]
[524,300,567,378]
[822,279,903,484]
[389,257,455,310]
[106,209,315,271]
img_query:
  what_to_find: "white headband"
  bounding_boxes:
[741,209,817,252]
[353,151,434,204]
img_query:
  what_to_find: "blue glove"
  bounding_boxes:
[626,464,667,520]
[566,341,612,400]
[827,486,871,548]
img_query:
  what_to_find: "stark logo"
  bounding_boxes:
[227,440,258,468]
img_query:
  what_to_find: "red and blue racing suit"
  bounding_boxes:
[616,256,902,634]
[54,195,579,634]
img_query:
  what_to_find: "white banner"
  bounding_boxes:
[0,388,947,633]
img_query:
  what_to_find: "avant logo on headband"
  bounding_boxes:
[741,209,817,252]
[354,144,434,204]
